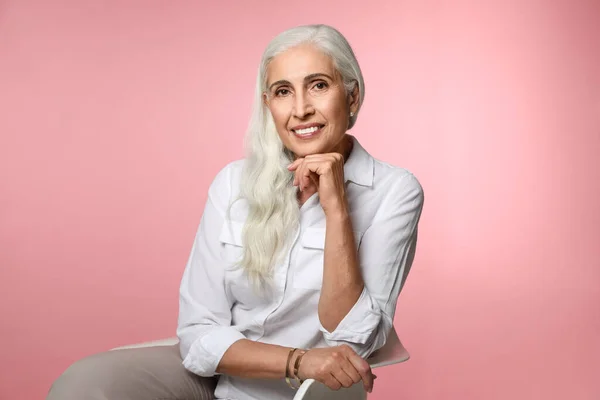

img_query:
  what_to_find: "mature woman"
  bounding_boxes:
[47,24,424,400]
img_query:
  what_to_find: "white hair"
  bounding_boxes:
[231,24,365,292]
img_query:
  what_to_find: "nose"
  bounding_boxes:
[292,91,314,119]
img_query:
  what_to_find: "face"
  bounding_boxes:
[264,44,359,159]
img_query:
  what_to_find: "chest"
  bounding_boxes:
[218,188,378,308]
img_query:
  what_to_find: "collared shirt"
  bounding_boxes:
[177,136,424,400]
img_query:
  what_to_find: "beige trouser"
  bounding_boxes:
[46,344,218,400]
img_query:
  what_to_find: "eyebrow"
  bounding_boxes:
[268,73,334,91]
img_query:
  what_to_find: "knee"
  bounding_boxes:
[46,353,115,400]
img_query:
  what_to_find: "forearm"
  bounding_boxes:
[216,339,294,379]
[319,208,365,332]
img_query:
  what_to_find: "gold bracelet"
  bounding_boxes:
[285,348,299,389]
[293,349,308,384]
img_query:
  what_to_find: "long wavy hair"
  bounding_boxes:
[232,24,365,292]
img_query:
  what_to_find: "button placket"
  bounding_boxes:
[256,225,301,339]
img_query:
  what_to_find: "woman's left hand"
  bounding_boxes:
[287,153,347,216]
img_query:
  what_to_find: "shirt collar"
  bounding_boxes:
[344,135,374,187]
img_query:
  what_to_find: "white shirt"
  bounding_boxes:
[177,136,424,400]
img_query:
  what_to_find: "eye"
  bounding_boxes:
[275,88,291,97]
[313,81,328,90]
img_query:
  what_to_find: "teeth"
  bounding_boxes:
[294,126,320,135]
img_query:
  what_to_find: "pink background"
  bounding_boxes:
[1,1,599,399]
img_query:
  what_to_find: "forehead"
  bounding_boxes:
[266,44,337,86]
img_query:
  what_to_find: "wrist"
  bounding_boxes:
[293,349,308,381]
[285,348,296,382]
[285,348,304,389]
[324,202,350,222]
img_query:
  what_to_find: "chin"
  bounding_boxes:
[290,143,325,158]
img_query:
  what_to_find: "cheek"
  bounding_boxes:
[323,105,347,128]
[318,94,347,125]
[269,103,289,127]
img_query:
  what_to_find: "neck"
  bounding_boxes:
[339,135,354,162]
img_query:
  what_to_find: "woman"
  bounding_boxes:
[47,24,424,400]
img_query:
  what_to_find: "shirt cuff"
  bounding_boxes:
[319,286,382,345]
[182,326,246,377]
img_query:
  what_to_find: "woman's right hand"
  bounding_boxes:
[295,345,376,392]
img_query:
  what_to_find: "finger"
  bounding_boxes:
[287,158,303,171]
[324,372,343,391]
[306,158,336,178]
[304,153,341,162]
[339,359,362,385]
[293,167,299,187]
[332,368,355,388]
[309,170,320,190]
[300,163,313,192]
[294,160,306,188]
[289,159,304,187]
[303,171,312,191]
[352,359,372,393]
[300,160,314,191]
[304,153,343,170]
[308,172,319,189]
[344,349,373,392]
[296,162,306,191]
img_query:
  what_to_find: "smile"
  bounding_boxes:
[291,124,324,138]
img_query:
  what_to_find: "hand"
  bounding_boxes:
[287,153,348,215]
[295,345,376,393]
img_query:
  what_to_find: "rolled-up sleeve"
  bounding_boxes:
[177,164,246,377]
[320,172,424,358]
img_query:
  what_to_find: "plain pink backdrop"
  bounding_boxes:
[1,1,599,399]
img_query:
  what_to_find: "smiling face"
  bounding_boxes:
[264,44,359,159]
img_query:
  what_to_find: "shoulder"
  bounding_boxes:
[372,158,423,198]
[365,159,424,224]
[207,159,246,206]
[209,159,245,190]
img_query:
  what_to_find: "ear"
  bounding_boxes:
[263,92,270,108]
[348,82,360,114]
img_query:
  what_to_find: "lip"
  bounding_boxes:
[290,123,325,140]
[290,122,324,131]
